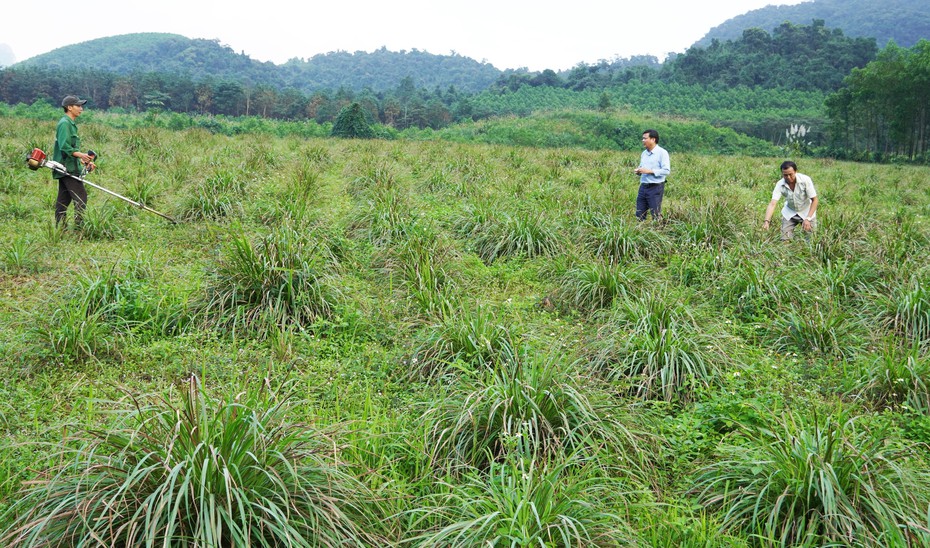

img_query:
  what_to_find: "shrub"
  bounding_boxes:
[1,377,380,547]
[331,103,375,139]
[694,410,930,546]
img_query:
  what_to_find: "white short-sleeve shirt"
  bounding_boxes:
[772,173,817,220]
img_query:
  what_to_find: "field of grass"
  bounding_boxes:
[1,113,929,546]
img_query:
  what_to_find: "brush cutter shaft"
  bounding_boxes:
[42,159,178,224]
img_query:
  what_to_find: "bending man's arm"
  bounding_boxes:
[762,199,779,229]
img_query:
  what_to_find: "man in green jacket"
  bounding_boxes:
[53,95,95,228]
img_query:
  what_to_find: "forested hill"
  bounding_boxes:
[15,34,502,93]
[696,0,930,49]
[17,34,282,85]
[279,48,501,94]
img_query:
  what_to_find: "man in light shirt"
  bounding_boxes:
[762,160,818,241]
[634,129,670,221]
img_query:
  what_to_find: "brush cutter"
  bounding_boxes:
[26,148,178,224]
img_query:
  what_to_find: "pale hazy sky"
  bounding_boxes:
[1,0,805,71]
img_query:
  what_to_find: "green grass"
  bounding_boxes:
[422,351,648,471]
[2,113,930,546]
[411,445,635,547]
[198,226,341,337]
[1,377,381,547]
[590,290,727,403]
[694,409,930,546]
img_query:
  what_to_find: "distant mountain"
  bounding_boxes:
[696,0,930,49]
[17,33,282,85]
[279,47,501,94]
[14,33,502,94]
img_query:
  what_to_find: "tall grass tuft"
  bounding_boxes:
[878,212,929,265]
[412,304,514,377]
[885,278,930,344]
[694,410,930,546]
[555,261,641,314]
[667,201,739,248]
[1,236,39,273]
[199,226,340,335]
[79,203,125,240]
[423,351,645,470]
[72,261,155,328]
[590,290,724,402]
[771,303,863,359]
[243,142,279,175]
[348,184,413,247]
[452,200,497,239]
[852,343,930,415]
[123,127,157,155]
[32,298,117,363]
[634,505,749,547]
[470,210,564,264]
[1,377,381,547]
[123,176,162,206]
[819,258,881,303]
[0,194,32,220]
[388,224,457,318]
[579,211,670,263]
[411,444,634,547]
[718,258,790,322]
[291,162,322,202]
[181,168,244,221]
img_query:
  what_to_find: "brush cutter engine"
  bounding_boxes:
[26,148,47,170]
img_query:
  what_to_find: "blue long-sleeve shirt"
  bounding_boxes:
[638,145,670,185]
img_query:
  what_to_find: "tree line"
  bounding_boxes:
[0,67,468,130]
[826,40,930,162]
[0,22,875,125]
[3,22,929,162]
[502,20,876,93]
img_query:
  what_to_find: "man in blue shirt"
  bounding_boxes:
[634,129,671,221]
